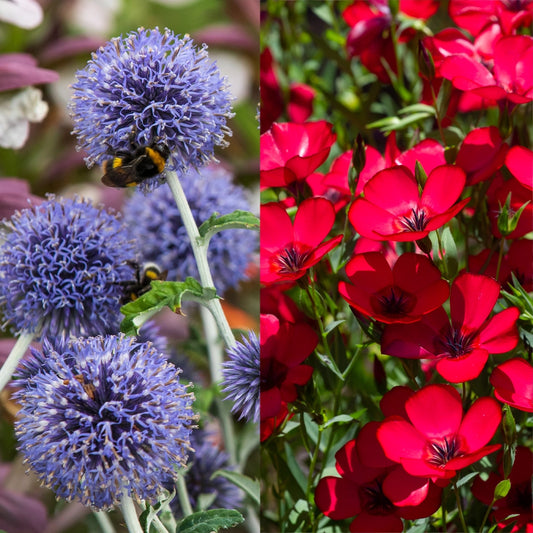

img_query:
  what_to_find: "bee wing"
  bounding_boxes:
[101,166,139,188]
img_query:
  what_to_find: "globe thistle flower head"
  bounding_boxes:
[14,334,196,510]
[123,165,257,295]
[172,429,243,516]
[70,27,234,191]
[0,195,136,338]
[222,330,260,423]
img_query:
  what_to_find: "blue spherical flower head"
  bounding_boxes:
[70,27,234,191]
[0,196,136,339]
[14,334,196,510]
[122,165,258,295]
[222,330,259,423]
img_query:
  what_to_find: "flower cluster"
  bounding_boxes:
[0,195,136,338]
[70,27,233,190]
[14,334,196,510]
[260,1,532,532]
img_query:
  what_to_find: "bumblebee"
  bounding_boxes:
[120,262,168,304]
[101,142,170,188]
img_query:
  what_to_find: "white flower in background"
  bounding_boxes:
[0,0,43,29]
[0,87,49,149]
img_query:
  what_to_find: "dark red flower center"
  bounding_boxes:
[260,358,288,391]
[373,286,415,317]
[439,329,474,358]
[275,245,311,274]
[400,208,429,232]
[359,478,395,516]
[427,436,463,467]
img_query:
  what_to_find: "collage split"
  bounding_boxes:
[0,1,532,533]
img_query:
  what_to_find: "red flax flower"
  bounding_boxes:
[472,446,533,532]
[260,198,342,285]
[382,273,520,382]
[490,357,533,413]
[315,422,442,533]
[440,35,533,104]
[260,314,317,421]
[349,165,469,241]
[377,384,502,480]
[260,121,336,189]
[338,252,449,324]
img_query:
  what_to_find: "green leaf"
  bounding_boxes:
[494,479,511,500]
[198,210,259,245]
[323,319,345,337]
[139,490,176,532]
[315,351,343,379]
[212,471,260,505]
[456,471,479,488]
[398,103,436,116]
[120,278,217,336]
[441,227,459,278]
[176,509,244,533]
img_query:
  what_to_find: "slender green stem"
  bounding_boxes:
[120,491,143,533]
[94,510,116,533]
[453,478,468,533]
[479,497,496,533]
[166,169,235,349]
[0,331,35,393]
[495,237,506,282]
[306,428,323,532]
[176,473,194,517]
[151,516,171,533]
[436,230,449,278]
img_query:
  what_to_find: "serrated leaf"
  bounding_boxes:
[198,210,259,245]
[120,278,218,336]
[212,471,260,505]
[176,509,244,533]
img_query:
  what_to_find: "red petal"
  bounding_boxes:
[421,165,466,213]
[356,421,396,468]
[446,444,501,471]
[505,146,533,190]
[436,349,489,383]
[440,55,496,90]
[304,235,343,269]
[405,384,463,438]
[315,477,361,519]
[348,198,400,240]
[458,397,501,452]
[450,273,500,333]
[377,418,427,462]
[293,197,336,248]
[383,466,429,507]
[490,357,533,412]
[478,307,520,353]
[260,203,293,251]
[345,252,393,289]
[363,166,419,215]
[260,386,282,419]
[379,386,415,419]
[395,139,446,176]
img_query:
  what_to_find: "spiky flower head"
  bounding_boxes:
[222,330,260,423]
[172,429,243,516]
[0,195,136,338]
[70,27,233,191]
[122,165,257,295]
[14,334,196,510]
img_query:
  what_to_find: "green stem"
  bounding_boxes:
[176,473,194,517]
[151,516,171,533]
[479,498,496,533]
[166,169,236,349]
[436,229,449,278]
[120,491,143,533]
[495,237,506,282]
[93,510,116,533]
[306,428,323,532]
[453,478,468,533]
[0,331,35,393]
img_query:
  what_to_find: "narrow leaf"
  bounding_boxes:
[212,471,260,505]
[176,509,244,533]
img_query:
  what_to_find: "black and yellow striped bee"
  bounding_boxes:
[120,262,168,304]
[101,142,170,188]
